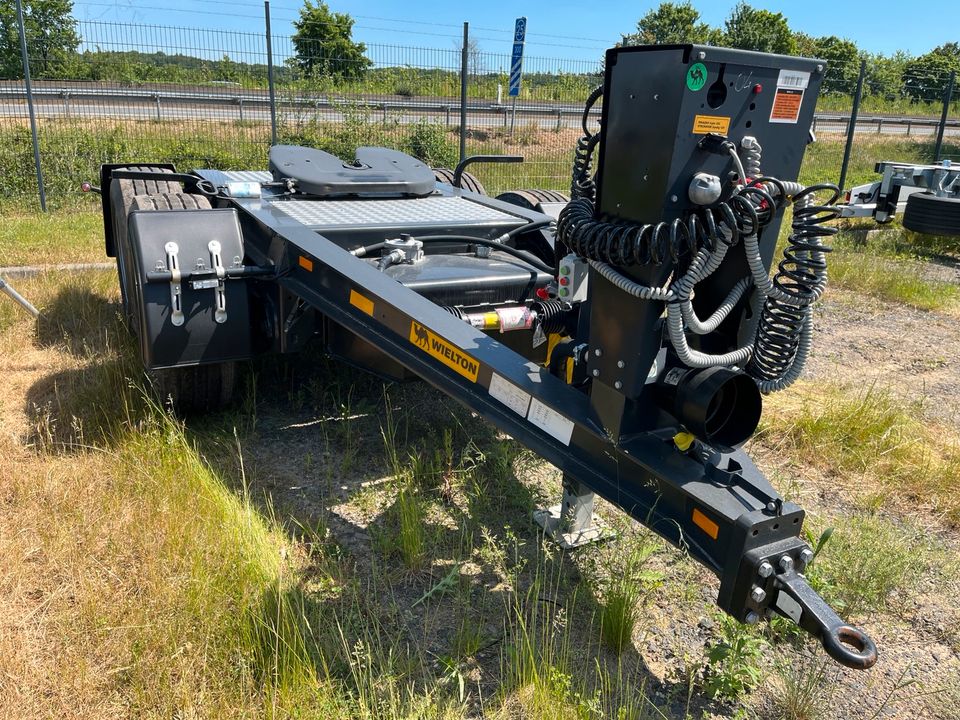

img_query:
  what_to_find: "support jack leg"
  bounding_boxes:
[533,476,615,550]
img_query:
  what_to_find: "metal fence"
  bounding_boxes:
[1,6,959,211]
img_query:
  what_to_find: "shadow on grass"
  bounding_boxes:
[191,347,720,717]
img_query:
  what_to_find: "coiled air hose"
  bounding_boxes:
[557,87,838,391]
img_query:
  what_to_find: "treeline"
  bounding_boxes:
[623,2,960,104]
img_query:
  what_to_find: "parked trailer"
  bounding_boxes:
[841,160,960,234]
[92,44,877,670]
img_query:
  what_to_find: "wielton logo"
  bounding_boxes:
[408,320,479,382]
[413,322,429,347]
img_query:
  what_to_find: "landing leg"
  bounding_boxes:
[533,475,615,549]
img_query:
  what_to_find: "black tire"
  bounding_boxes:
[149,361,237,415]
[902,192,960,237]
[495,189,570,210]
[433,167,487,196]
[130,193,212,212]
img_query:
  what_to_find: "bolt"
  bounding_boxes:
[697,51,706,60]
[670,194,678,202]
[617,360,625,368]
[643,175,649,182]
[763,608,775,619]
[799,548,815,568]
[757,561,774,578]
[779,555,794,573]
[750,586,766,604]
[816,64,824,73]
[594,348,602,357]
[744,611,759,625]
[614,380,623,390]
[592,369,600,377]
[653,93,659,100]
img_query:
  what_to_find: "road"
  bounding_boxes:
[0,84,957,138]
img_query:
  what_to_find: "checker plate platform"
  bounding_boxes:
[272,196,527,230]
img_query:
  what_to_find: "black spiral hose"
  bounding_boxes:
[557,180,784,268]
[747,184,840,387]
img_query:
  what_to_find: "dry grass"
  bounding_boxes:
[758,381,960,525]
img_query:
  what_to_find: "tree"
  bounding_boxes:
[621,2,711,46]
[902,43,960,102]
[864,51,909,100]
[290,1,371,82]
[722,2,795,55]
[793,34,860,95]
[0,0,79,78]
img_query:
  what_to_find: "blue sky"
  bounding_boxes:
[71,0,958,65]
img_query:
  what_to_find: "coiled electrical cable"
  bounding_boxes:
[747,183,839,392]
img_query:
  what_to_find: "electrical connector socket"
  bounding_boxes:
[697,133,736,156]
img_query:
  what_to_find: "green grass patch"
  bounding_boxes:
[760,382,960,525]
[0,211,104,266]
[827,246,960,311]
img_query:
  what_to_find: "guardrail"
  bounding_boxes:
[2,85,958,134]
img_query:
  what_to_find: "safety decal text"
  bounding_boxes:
[692,114,731,135]
[770,88,803,123]
[409,321,479,382]
[488,373,531,416]
[527,398,575,446]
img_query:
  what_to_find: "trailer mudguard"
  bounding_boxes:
[128,208,252,369]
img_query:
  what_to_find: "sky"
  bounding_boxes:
[70,0,959,66]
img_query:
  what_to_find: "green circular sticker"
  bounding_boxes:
[686,62,707,91]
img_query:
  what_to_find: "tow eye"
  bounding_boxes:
[774,565,878,669]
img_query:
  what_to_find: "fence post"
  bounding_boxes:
[265,0,278,146]
[15,0,46,212]
[934,70,955,163]
[459,22,468,164]
[838,58,866,193]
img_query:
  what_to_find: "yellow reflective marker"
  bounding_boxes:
[692,508,719,540]
[349,289,374,316]
[298,256,314,272]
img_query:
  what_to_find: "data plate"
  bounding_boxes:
[273,196,526,229]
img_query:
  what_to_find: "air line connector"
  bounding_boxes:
[697,132,736,156]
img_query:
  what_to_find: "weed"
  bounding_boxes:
[806,514,924,614]
[768,656,833,720]
[396,486,427,569]
[702,613,766,702]
[597,533,664,655]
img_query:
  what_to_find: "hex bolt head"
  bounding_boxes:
[745,610,759,625]
[617,360,625,369]
[799,548,815,568]
[750,586,766,604]
[614,381,623,390]
[698,51,706,60]
[592,369,600,377]
[594,348,602,357]
[757,561,774,578]
[779,555,795,573]
[816,63,824,73]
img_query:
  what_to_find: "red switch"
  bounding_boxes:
[752,83,763,94]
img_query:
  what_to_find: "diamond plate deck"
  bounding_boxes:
[273,196,526,229]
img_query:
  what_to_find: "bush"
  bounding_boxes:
[403,120,458,168]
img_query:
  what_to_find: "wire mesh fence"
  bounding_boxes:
[1,14,959,211]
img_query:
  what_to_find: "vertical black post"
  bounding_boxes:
[933,70,955,163]
[838,58,866,193]
[459,22,468,164]
[15,0,46,212]
[264,0,278,146]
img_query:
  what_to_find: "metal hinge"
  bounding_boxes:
[164,241,184,327]
[208,240,227,324]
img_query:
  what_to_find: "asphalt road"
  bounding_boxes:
[1,97,958,139]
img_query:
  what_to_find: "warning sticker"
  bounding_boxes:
[488,373,531,417]
[409,321,479,382]
[692,114,731,135]
[770,87,803,124]
[527,398,575,445]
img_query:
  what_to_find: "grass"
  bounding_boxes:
[759,381,960,525]
[0,210,104,266]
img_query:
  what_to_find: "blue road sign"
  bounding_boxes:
[508,17,526,97]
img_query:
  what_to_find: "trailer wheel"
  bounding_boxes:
[902,192,960,237]
[496,189,570,210]
[149,361,237,415]
[110,166,182,326]
[433,167,487,196]
[130,193,212,212]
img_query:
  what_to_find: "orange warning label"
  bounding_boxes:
[692,114,731,135]
[770,87,803,124]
